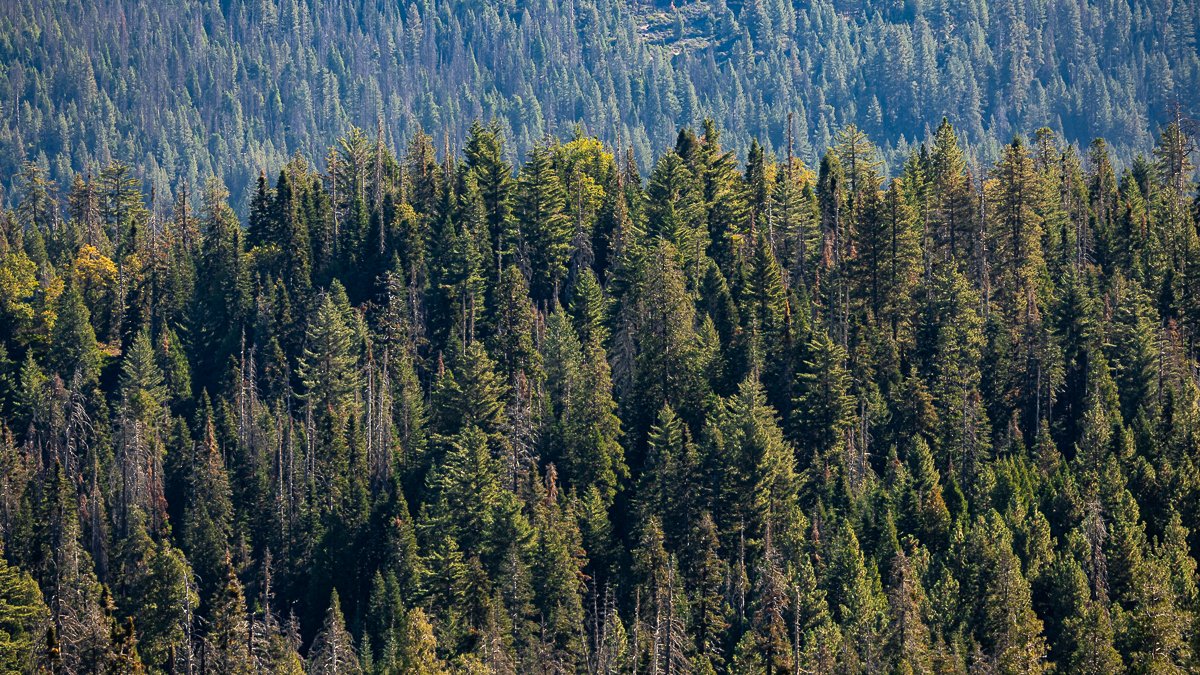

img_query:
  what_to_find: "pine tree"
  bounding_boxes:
[741,230,792,407]
[191,177,248,395]
[425,423,505,559]
[67,170,106,254]
[530,470,588,671]
[307,590,362,675]
[298,284,361,416]
[182,410,234,607]
[637,403,704,554]
[400,607,448,675]
[707,375,805,565]
[269,166,314,294]
[130,539,196,671]
[98,161,148,258]
[687,510,729,673]
[791,328,855,471]
[0,552,46,673]
[646,151,708,284]
[971,512,1049,673]
[432,338,508,445]
[744,540,793,675]
[633,517,691,675]
[825,519,889,672]
[568,266,607,348]
[833,124,884,230]
[1047,551,1123,674]
[886,549,934,673]
[464,122,517,270]
[927,119,975,264]
[487,264,542,389]
[917,259,989,480]
[203,555,251,674]
[745,139,772,233]
[881,180,921,335]
[626,240,709,435]
[988,137,1046,313]
[247,170,272,250]
[694,120,748,273]
[115,330,169,535]
[543,310,626,505]
[516,141,572,302]
[49,284,101,383]
[32,461,112,672]
[774,148,819,292]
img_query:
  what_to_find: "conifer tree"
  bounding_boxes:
[10,110,1200,673]
[825,519,889,672]
[269,166,314,294]
[182,411,234,606]
[298,284,361,416]
[516,141,572,302]
[424,424,504,558]
[646,151,708,284]
[709,376,805,560]
[401,607,448,675]
[567,266,607,348]
[633,517,691,675]
[741,230,792,405]
[464,122,517,270]
[487,265,542,390]
[49,284,100,383]
[130,539,196,671]
[988,137,1046,312]
[688,511,729,672]
[307,590,362,675]
[791,328,855,470]
[530,470,588,671]
[0,551,46,673]
[694,120,748,273]
[971,512,1049,673]
[743,540,793,675]
[543,310,626,505]
[887,549,934,673]
[927,119,975,264]
[248,170,273,251]
[32,461,112,672]
[191,177,248,394]
[115,330,170,535]
[203,555,251,674]
[833,124,885,238]
[434,345,501,442]
[625,240,709,435]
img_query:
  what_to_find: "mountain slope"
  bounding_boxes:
[0,0,1195,207]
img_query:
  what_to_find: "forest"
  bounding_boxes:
[0,109,1198,674]
[2,0,1198,211]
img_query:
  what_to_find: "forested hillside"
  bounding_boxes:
[2,0,1197,210]
[0,113,1199,672]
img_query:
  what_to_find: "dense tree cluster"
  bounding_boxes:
[2,0,1197,210]
[0,116,1199,673]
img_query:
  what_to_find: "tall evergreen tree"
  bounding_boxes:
[516,142,572,302]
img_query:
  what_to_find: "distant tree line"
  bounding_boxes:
[2,0,1197,211]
